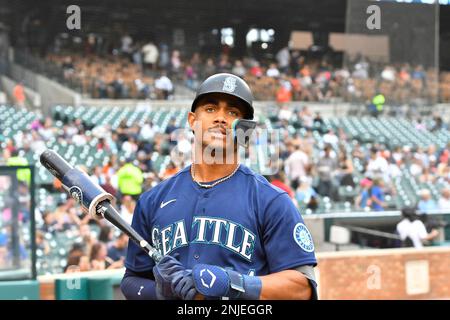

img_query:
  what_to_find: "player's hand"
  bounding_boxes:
[153,253,189,300]
[171,269,198,300]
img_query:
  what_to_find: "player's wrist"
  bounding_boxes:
[192,264,262,300]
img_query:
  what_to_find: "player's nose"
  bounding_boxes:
[213,107,228,125]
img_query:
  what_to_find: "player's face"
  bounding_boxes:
[189,93,245,152]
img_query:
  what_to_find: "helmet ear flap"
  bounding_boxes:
[232,119,257,148]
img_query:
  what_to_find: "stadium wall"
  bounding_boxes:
[78,99,353,118]
[1,75,41,108]
[33,247,450,300]
[316,247,450,300]
[10,63,81,113]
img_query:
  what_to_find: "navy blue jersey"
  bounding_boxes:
[125,165,317,276]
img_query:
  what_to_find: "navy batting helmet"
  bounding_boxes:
[191,73,254,120]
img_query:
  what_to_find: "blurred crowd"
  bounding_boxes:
[41,33,450,104]
[0,113,186,274]
[266,106,450,214]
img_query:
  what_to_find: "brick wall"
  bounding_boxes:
[315,247,450,300]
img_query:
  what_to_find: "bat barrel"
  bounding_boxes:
[40,149,73,181]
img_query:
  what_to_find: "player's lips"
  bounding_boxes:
[208,127,227,137]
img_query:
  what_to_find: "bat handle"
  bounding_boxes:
[99,201,202,299]
[99,201,161,260]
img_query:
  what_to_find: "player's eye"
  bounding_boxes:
[205,106,216,113]
[228,110,238,116]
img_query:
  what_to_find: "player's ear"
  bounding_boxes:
[188,111,197,132]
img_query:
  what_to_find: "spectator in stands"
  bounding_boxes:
[278,104,293,122]
[419,167,436,184]
[366,147,389,181]
[12,81,26,109]
[7,149,31,186]
[107,232,128,262]
[232,60,246,78]
[64,249,84,273]
[90,242,123,270]
[98,225,114,244]
[36,230,50,255]
[381,65,396,82]
[121,136,139,154]
[284,144,309,185]
[355,177,373,210]
[438,188,450,211]
[387,157,403,179]
[299,106,314,130]
[90,166,105,186]
[41,210,57,234]
[79,224,96,258]
[323,129,339,146]
[158,43,170,70]
[294,176,318,212]
[110,73,128,99]
[266,63,280,78]
[61,56,74,72]
[0,232,8,267]
[417,189,438,214]
[184,64,197,90]
[165,117,178,136]
[134,78,151,99]
[337,153,355,187]
[132,42,143,68]
[203,58,216,78]
[369,178,386,211]
[369,93,385,117]
[269,172,295,200]
[141,41,159,73]
[430,116,447,132]
[116,158,144,201]
[172,131,191,166]
[120,33,133,60]
[313,112,324,127]
[120,195,136,226]
[170,50,182,76]
[414,118,427,132]
[276,75,293,104]
[217,55,232,73]
[72,128,88,147]
[154,71,173,100]
[315,144,338,199]
[161,161,180,180]
[276,46,290,74]
[140,120,156,141]
[396,207,439,248]
[51,200,77,231]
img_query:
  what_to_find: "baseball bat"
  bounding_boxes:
[40,149,163,263]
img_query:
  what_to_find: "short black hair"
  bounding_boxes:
[401,207,417,222]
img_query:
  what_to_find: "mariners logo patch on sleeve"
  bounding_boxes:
[293,223,315,252]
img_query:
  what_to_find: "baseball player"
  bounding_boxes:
[120,73,318,300]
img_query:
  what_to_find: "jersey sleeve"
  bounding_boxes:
[262,193,317,273]
[416,221,429,240]
[124,194,156,273]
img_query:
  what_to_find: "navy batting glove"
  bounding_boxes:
[153,253,186,300]
[192,264,261,300]
[171,269,197,300]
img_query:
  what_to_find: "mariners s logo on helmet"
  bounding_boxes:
[223,76,237,93]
